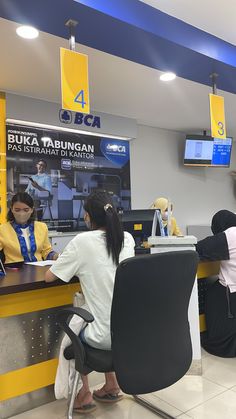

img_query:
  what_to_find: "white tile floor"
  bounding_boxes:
[9,350,236,419]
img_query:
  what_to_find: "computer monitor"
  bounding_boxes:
[121,209,160,247]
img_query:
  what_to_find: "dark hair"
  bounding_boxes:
[84,190,124,265]
[37,159,47,167]
[7,192,36,223]
[211,210,236,235]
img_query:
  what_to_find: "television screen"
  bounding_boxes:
[184,135,232,167]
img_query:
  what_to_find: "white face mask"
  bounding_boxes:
[84,213,91,230]
[12,210,31,225]
[162,211,168,221]
[85,219,91,230]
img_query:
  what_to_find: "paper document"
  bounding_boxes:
[25,260,55,266]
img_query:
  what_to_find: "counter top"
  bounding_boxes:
[48,231,78,238]
[0,264,79,296]
[0,259,219,297]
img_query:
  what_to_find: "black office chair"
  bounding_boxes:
[57,250,198,419]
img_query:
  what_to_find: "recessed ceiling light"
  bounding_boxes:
[160,72,176,82]
[16,25,39,39]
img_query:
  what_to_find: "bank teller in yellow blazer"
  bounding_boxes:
[150,197,182,236]
[0,192,58,264]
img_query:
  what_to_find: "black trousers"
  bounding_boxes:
[201,280,236,357]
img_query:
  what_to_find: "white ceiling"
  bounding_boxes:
[0,13,236,136]
[140,0,236,45]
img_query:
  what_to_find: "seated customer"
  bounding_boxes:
[0,192,58,264]
[45,191,135,413]
[150,197,182,236]
[196,210,236,357]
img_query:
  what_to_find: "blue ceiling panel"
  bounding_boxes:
[1,0,236,93]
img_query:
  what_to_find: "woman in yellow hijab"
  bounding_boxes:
[150,197,182,236]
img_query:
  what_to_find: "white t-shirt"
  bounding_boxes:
[50,230,135,349]
[219,226,236,293]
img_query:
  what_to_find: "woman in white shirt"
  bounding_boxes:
[196,210,236,357]
[45,191,135,413]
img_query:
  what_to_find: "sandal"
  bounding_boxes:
[73,391,97,414]
[93,386,123,403]
[73,403,97,414]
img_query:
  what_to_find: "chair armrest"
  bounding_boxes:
[56,307,94,374]
[57,307,94,324]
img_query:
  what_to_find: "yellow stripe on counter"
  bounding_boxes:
[197,261,220,279]
[0,283,81,318]
[0,358,58,401]
[0,91,7,224]
[199,313,206,332]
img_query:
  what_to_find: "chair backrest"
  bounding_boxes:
[111,250,198,394]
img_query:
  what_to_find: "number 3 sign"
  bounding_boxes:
[209,93,226,139]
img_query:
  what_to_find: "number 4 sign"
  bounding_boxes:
[209,93,226,139]
[60,48,90,114]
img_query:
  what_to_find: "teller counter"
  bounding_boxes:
[0,264,80,419]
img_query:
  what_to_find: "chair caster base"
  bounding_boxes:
[133,395,175,419]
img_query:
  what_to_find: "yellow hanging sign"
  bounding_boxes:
[60,48,90,114]
[209,93,226,139]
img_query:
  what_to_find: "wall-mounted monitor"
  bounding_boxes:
[184,135,232,167]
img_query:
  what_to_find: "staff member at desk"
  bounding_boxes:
[196,210,236,358]
[150,197,181,236]
[45,191,135,413]
[0,192,58,264]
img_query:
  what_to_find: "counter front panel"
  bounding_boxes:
[0,264,80,419]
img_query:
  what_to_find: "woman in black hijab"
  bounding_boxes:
[211,210,236,234]
[196,210,236,357]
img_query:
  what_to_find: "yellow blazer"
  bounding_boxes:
[170,217,182,236]
[163,217,182,236]
[0,221,53,264]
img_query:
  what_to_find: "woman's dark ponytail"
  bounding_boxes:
[104,205,124,265]
[84,191,124,265]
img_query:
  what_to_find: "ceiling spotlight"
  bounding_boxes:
[16,25,39,39]
[160,72,176,82]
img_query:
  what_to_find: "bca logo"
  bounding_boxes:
[59,109,101,128]
[59,109,72,124]
[61,159,72,170]
[106,144,126,153]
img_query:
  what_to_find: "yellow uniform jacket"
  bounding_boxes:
[0,221,53,264]
[162,217,182,236]
[169,216,182,236]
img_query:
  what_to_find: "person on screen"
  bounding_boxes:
[196,210,236,357]
[25,159,52,220]
[45,191,135,413]
[0,192,58,264]
[150,197,182,236]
